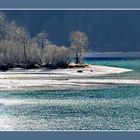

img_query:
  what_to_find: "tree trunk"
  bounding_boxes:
[4,46,7,64]
[23,44,27,63]
[39,56,43,66]
[75,53,79,64]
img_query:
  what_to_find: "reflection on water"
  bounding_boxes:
[0,86,140,130]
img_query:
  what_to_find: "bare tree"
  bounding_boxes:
[8,21,29,64]
[0,11,7,40]
[36,31,50,49]
[70,31,89,64]
[26,38,41,66]
[0,12,8,66]
[43,44,71,68]
[34,31,50,65]
[55,46,71,67]
[0,12,72,69]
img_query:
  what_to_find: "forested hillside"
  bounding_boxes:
[4,10,140,52]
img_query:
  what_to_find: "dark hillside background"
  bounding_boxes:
[4,10,140,52]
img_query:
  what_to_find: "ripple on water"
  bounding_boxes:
[0,86,140,130]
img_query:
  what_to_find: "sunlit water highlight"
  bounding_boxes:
[0,59,140,130]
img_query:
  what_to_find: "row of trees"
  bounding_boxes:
[0,12,89,69]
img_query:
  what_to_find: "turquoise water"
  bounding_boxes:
[86,58,140,70]
[0,59,140,130]
[86,58,140,79]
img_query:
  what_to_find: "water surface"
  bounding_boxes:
[0,58,140,130]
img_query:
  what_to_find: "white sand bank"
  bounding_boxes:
[0,65,132,77]
[0,65,137,90]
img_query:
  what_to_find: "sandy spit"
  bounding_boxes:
[0,65,137,90]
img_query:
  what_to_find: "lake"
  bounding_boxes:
[0,58,140,130]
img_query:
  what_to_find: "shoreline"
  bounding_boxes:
[0,65,138,91]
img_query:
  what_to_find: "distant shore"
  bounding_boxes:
[0,65,139,91]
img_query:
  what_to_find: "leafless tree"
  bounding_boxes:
[8,21,29,64]
[34,31,50,65]
[26,38,41,66]
[70,31,88,64]
[0,11,7,40]
[0,12,72,69]
[43,44,71,68]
